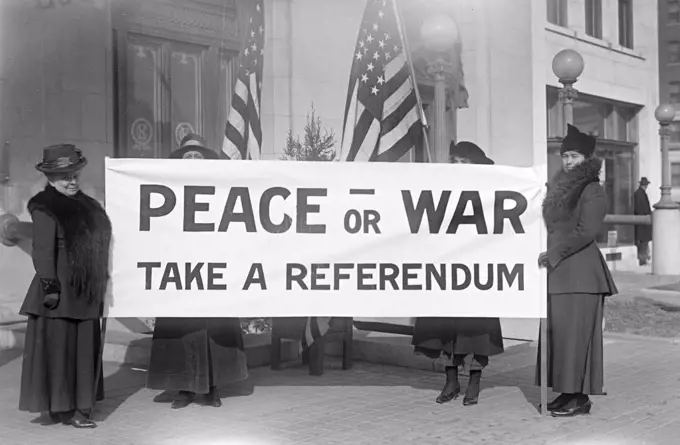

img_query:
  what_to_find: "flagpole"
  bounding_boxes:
[393,0,433,163]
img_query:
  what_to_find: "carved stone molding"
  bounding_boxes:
[115,0,240,48]
[558,87,579,104]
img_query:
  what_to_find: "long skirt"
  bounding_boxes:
[146,317,249,395]
[535,293,605,395]
[412,317,505,360]
[19,315,104,414]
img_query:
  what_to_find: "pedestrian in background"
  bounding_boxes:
[412,141,505,407]
[537,124,618,417]
[633,177,652,266]
[19,144,110,429]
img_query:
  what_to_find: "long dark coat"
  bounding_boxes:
[536,157,618,395]
[411,149,504,361]
[633,187,652,243]
[146,317,249,394]
[19,185,110,414]
[146,148,249,395]
[412,317,504,360]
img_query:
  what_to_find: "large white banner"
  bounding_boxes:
[104,158,546,318]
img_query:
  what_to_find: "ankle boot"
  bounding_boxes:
[171,391,194,409]
[463,370,482,406]
[206,387,222,408]
[436,366,460,404]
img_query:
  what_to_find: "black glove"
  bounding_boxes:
[537,252,550,269]
[43,292,60,310]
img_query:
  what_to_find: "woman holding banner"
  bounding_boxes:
[537,124,618,417]
[146,133,249,409]
[412,141,504,407]
[19,144,110,428]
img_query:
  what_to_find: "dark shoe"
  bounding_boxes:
[463,370,482,406]
[171,391,194,409]
[63,418,97,429]
[551,399,592,417]
[436,366,460,404]
[206,387,222,408]
[540,393,573,411]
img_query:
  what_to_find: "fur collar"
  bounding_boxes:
[27,185,112,305]
[542,157,602,224]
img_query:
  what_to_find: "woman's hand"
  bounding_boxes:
[43,293,60,310]
[537,252,550,269]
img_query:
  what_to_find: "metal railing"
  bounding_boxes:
[603,214,652,225]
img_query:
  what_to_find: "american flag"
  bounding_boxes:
[222,0,264,160]
[339,0,423,162]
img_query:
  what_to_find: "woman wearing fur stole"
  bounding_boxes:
[537,124,618,417]
[412,141,505,407]
[19,144,111,428]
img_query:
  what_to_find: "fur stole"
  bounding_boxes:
[27,185,112,305]
[542,157,603,224]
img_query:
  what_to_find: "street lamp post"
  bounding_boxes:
[551,49,585,133]
[420,14,458,164]
[652,104,680,275]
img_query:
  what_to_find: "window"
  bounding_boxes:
[618,0,633,49]
[670,82,680,107]
[547,0,568,27]
[672,163,680,187]
[669,41,680,64]
[670,0,680,25]
[585,0,603,39]
[671,122,680,144]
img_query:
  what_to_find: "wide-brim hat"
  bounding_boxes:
[640,177,651,186]
[35,144,88,173]
[169,145,219,160]
[169,133,219,159]
[449,141,494,165]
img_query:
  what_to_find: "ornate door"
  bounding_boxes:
[113,0,241,158]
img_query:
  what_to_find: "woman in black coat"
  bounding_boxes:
[19,144,111,428]
[146,133,249,409]
[537,124,618,417]
[412,141,504,406]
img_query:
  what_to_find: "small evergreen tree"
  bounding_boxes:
[282,104,336,161]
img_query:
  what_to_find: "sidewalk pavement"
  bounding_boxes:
[1,334,680,445]
[609,271,680,307]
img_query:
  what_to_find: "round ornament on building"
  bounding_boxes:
[420,14,459,53]
[655,104,676,124]
[552,49,585,83]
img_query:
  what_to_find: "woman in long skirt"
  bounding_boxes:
[146,133,249,409]
[19,144,111,428]
[412,141,505,406]
[537,124,618,417]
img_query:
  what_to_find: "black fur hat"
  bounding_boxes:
[561,124,596,157]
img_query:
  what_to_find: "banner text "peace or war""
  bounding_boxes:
[138,185,528,235]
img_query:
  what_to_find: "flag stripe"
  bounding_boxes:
[377,105,420,155]
[383,75,415,121]
[345,109,378,162]
[340,80,360,160]
[382,90,418,136]
[222,0,264,160]
[374,119,421,162]
[354,118,381,162]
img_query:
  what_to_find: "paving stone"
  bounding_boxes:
[1,335,679,443]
